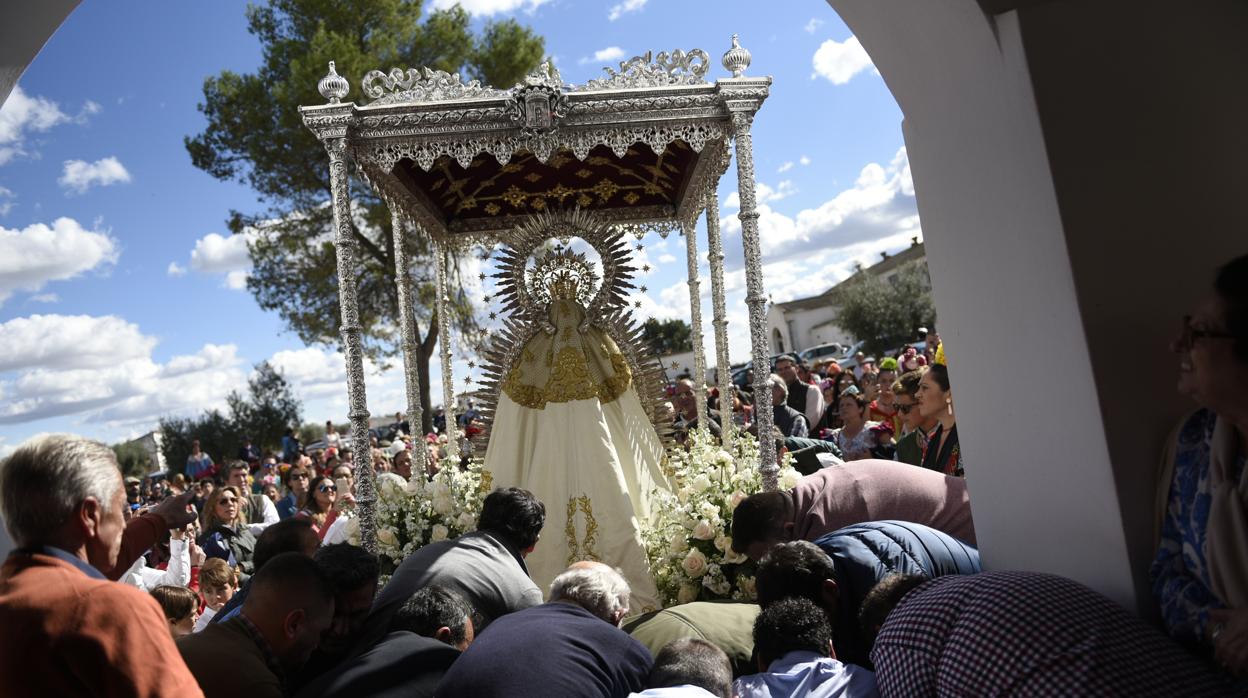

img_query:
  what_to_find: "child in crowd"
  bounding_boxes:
[869,421,897,460]
[150,585,199,640]
[194,558,239,632]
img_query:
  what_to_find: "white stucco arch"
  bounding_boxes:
[824,0,1248,611]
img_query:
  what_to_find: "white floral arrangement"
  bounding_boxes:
[642,429,802,606]
[346,456,490,577]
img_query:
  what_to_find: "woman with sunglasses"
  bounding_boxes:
[197,485,258,577]
[1152,253,1248,678]
[892,369,937,467]
[296,475,340,541]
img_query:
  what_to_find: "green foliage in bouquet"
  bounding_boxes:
[346,455,490,578]
[643,430,803,606]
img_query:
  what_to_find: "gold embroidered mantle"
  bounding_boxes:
[502,299,633,410]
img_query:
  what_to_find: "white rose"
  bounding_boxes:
[729,490,748,510]
[779,468,802,490]
[677,583,700,604]
[723,548,749,565]
[430,524,450,542]
[681,548,708,578]
[456,512,476,530]
[699,501,721,520]
[669,534,689,554]
[714,534,731,553]
[690,474,712,493]
[715,450,734,467]
[691,519,717,541]
[376,526,399,549]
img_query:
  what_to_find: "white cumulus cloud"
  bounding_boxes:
[799,155,812,166]
[430,0,550,16]
[608,0,647,20]
[805,18,825,34]
[0,217,118,305]
[811,35,874,85]
[582,46,626,65]
[59,156,132,194]
[0,314,155,373]
[778,162,794,173]
[0,186,14,216]
[167,261,186,277]
[0,312,247,427]
[719,146,918,270]
[188,231,256,290]
[0,86,72,165]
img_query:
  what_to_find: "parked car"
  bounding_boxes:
[798,343,844,365]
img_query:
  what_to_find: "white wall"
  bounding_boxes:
[827,0,1248,611]
[829,0,1136,605]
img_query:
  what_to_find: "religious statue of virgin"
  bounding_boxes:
[478,210,672,611]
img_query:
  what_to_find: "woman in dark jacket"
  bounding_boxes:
[198,485,257,577]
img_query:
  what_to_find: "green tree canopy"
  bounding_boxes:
[112,441,153,480]
[641,318,694,355]
[185,0,544,432]
[831,260,937,356]
[160,361,306,475]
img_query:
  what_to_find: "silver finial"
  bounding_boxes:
[318,61,350,103]
[722,34,751,78]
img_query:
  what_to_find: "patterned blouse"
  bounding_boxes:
[1151,409,1246,646]
[830,422,880,462]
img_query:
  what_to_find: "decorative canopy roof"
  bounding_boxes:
[300,37,770,244]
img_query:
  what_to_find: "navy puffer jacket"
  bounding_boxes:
[815,519,981,669]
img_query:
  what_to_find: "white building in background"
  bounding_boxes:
[768,238,927,354]
[123,431,167,474]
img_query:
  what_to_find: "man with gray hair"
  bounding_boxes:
[0,434,203,697]
[769,373,809,438]
[437,561,653,697]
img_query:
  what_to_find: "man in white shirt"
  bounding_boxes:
[225,461,279,534]
[734,597,878,698]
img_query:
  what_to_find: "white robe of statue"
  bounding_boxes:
[483,295,669,611]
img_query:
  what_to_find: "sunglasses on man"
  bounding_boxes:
[893,402,917,414]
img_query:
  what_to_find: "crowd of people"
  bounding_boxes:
[0,252,1245,696]
[680,334,963,479]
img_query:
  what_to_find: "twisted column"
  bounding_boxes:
[391,209,427,475]
[325,137,377,552]
[704,190,733,451]
[433,241,459,463]
[730,112,777,488]
[683,221,710,433]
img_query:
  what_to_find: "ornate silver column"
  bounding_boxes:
[682,222,710,432]
[730,111,777,488]
[391,209,427,475]
[325,137,378,552]
[433,241,459,463]
[704,190,734,451]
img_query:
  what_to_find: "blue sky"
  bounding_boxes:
[0,0,920,453]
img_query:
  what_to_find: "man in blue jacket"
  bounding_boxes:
[754,520,980,670]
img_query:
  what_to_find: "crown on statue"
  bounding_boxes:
[549,270,581,300]
[934,342,947,367]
